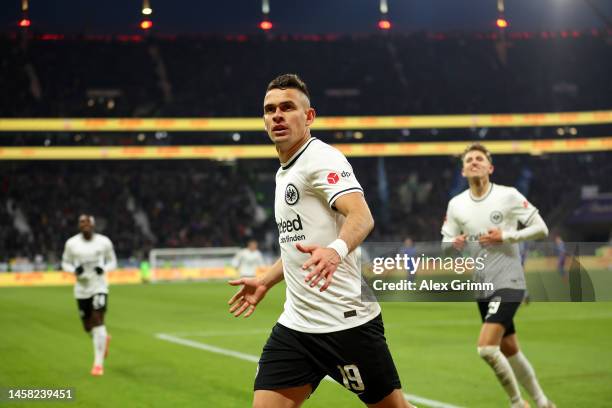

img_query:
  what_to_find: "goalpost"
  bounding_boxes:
[148,247,242,282]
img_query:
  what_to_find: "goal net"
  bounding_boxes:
[148,247,241,282]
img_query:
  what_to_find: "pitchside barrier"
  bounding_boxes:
[0,266,269,287]
[0,254,608,288]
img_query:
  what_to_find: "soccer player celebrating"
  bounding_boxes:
[62,214,116,376]
[441,144,555,408]
[228,74,413,408]
[232,239,266,278]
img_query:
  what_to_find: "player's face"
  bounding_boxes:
[248,241,258,251]
[78,216,93,234]
[462,150,493,179]
[263,88,315,149]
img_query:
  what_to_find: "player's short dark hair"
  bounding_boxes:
[461,143,493,164]
[267,74,310,101]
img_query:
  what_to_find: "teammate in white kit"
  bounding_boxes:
[62,214,116,376]
[232,239,265,278]
[441,144,555,408]
[228,74,412,408]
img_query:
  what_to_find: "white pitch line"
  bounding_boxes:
[167,328,272,337]
[155,333,464,408]
[156,333,260,362]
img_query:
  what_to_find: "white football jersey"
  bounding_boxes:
[61,233,117,299]
[275,137,380,333]
[232,249,265,277]
[441,183,538,297]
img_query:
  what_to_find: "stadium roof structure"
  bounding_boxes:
[2,0,611,35]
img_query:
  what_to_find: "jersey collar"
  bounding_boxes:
[280,137,317,170]
[469,182,494,202]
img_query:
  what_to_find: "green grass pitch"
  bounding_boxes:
[1,281,611,407]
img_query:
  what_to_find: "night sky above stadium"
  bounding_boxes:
[1,0,611,34]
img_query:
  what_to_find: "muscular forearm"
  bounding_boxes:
[338,206,374,253]
[258,258,284,289]
[503,213,549,243]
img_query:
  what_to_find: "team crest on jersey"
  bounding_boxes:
[285,183,300,205]
[490,211,503,224]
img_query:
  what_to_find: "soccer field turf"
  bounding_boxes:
[1,282,611,407]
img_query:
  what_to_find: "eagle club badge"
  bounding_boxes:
[490,210,503,224]
[285,183,299,205]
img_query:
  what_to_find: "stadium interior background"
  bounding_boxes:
[1,0,611,271]
[2,2,612,407]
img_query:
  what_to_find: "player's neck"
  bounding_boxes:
[468,177,491,198]
[277,132,311,163]
[82,232,93,240]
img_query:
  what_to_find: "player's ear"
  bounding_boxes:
[305,107,316,127]
[489,164,494,175]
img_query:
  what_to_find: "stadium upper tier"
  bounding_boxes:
[1,33,610,118]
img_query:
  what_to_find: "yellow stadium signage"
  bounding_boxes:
[1,110,611,132]
[0,138,611,160]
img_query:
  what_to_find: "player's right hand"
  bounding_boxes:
[75,265,84,276]
[453,234,467,251]
[227,278,268,318]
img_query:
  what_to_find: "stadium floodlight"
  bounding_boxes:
[140,20,153,30]
[496,18,509,28]
[378,0,391,30]
[260,0,272,30]
[142,0,152,15]
[260,20,273,30]
[497,0,505,13]
[379,0,388,14]
[378,19,392,30]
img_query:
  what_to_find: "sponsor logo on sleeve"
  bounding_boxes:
[327,172,339,184]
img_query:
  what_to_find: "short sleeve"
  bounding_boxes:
[441,200,462,242]
[309,146,363,208]
[508,188,539,225]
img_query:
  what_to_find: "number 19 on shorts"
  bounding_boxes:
[337,364,365,392]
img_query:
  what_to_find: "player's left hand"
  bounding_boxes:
[94,266,104,275]
[479,228,503,247]
[296,243,340,292]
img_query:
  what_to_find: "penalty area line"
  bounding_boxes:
[155,333,464,408]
